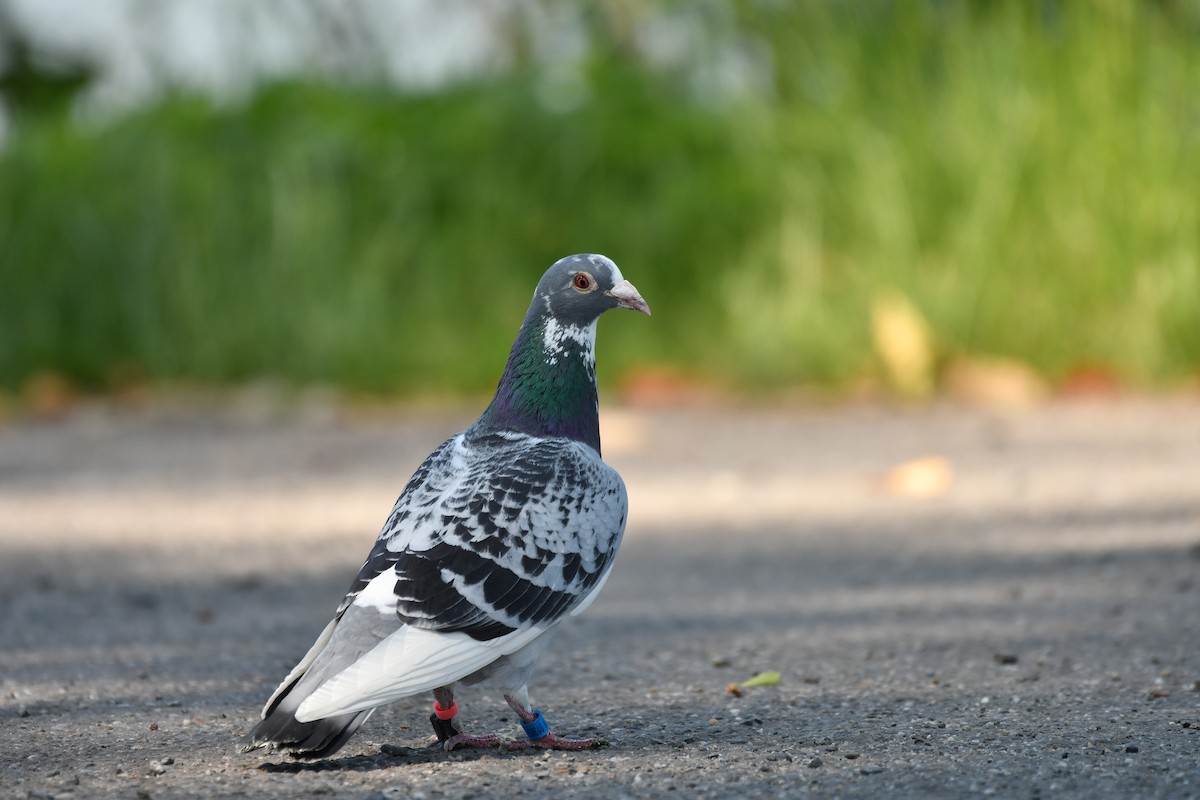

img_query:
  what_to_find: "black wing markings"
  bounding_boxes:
[333,428,624,641]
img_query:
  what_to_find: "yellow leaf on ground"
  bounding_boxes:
[871,292,935,400]
[883,456,953,498]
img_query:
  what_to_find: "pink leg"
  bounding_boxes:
[498,695,608,751]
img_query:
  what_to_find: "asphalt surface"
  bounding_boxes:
[2,398,1198,799]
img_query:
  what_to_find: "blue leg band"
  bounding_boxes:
[520,709,550,741]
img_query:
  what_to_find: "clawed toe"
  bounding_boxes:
[516,732,609,751]
[442,733,608,752]
[437,731,608,752]
[440,732,505,751]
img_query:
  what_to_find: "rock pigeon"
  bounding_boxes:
[241,254,650,758]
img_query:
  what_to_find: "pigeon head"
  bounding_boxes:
[481,254,649,453]
[532,254,652,325]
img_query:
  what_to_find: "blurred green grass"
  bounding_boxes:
[2,1,1198,398]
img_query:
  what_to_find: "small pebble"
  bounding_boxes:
[860,766,884,775]
[844,753,860,760]
[150,760,166,775]
[161,756,174,765]
[807,758,823,769]
[994,653,1019,665]
[1125,745,1139,753]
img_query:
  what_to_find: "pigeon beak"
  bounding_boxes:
[606,280,652,316]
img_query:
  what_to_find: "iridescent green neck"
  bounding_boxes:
[480,314,600,453]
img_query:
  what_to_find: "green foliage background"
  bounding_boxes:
[2,1,1198,396]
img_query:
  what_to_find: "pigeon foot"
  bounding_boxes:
[428,688,608,753]
[438,731,506,751]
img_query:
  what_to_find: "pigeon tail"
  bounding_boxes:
[240,678,373,759]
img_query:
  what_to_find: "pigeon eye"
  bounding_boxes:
[573,273,592,291]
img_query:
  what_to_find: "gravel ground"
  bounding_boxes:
[2,398,1199,799]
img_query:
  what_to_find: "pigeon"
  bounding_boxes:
[241,254,650,758]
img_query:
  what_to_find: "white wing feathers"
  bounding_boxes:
[294,624,549,720]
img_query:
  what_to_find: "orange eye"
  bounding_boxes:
[573,273,592,290]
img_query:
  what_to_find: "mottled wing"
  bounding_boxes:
[394,430,626,634]
[291,429,627,720]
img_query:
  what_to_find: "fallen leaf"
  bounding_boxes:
[883,456,953,499]
[1062,364,1122,397]
[872,292,935,400]
[22,371,76,418]
[599,409,649,457]
[944,357,1048,410]
[740,671,782,688]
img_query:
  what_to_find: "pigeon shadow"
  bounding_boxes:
[255,741,590,773]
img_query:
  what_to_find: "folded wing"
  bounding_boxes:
[248,427,627,740]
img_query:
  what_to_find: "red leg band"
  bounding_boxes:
[433,700,458,721]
